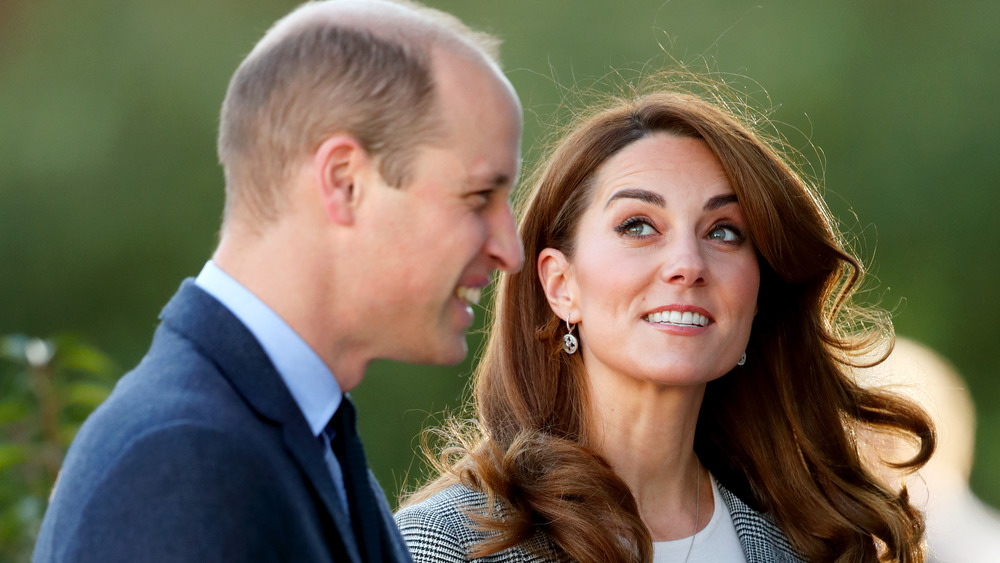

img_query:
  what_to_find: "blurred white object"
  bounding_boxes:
[24,338,54,368]
[855,337,1000,562]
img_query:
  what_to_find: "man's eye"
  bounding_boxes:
[469,191,491,208]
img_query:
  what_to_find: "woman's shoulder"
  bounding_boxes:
[716,481,807,563]
[395,483,491,535]
[395,484,565,562]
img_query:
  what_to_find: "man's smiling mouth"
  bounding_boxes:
[456,286,483,306]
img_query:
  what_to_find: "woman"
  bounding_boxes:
[395,81,934,562]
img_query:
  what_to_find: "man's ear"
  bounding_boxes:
[313,135,370,226]
[537,248,579,323]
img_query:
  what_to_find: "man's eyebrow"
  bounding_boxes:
[704,193,738,211]
[490,173,513,188]
[604,188,666,210]
[471,172,513,191]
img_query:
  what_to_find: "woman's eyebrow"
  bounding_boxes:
[604,190,738,211]
[604,188,666,210]
[704,193,738,211]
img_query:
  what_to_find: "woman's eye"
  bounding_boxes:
[708,225,741,242]
[615,218,656,237]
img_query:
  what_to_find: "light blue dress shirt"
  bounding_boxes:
[195,261,350,516]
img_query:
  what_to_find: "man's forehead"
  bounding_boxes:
[417,143,519,188]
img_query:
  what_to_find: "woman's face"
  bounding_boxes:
[544,133,760,386]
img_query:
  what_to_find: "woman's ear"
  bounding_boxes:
[538,248,579,323]
[313,134,369,226]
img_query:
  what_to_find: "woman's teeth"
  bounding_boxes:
[646,310,709,327]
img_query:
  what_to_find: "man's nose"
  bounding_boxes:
[487,201,524,273]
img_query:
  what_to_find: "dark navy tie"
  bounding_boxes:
[327,397,383,562]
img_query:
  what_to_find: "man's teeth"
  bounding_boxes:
[456,286,482,306]
[646,310,709,327]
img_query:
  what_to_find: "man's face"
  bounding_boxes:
[350,52,524,365]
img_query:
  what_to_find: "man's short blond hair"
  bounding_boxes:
[217,0,501,225]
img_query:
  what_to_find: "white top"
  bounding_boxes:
[652,475,747,563]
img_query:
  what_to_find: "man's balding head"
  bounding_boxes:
[217,0,503,228]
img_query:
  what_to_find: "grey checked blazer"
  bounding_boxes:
[395,483,806,562]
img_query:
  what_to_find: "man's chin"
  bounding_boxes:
[395,336,469,367]
[430,339,469,366]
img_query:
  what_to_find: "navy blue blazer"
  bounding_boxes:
[34,280,411,563]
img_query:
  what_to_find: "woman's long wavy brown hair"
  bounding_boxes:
[402,78,935,563]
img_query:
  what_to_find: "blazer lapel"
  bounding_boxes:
[282,423,362,562]
[371,472,414,563]
[159,280,362,562]
[717,483,806,563]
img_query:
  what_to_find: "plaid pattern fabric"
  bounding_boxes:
[717,484,806,562]
[396,483,806,562]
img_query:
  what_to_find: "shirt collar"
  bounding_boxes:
[195,260,341,436]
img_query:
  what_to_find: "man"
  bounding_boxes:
[33,0,523,561]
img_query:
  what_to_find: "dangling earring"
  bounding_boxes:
[737,352,747,366]
[562,319,578,355]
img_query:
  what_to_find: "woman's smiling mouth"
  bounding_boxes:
[644,309,711,327]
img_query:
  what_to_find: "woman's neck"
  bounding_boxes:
[586,367,711,541]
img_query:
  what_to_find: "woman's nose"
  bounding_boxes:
[660,235,707,287]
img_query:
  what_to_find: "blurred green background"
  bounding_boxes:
[2,0,998,556]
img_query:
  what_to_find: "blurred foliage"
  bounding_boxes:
[1,0,998,548]
[0,335,117,562]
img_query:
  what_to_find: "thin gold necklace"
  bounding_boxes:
[681,467,701,563]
